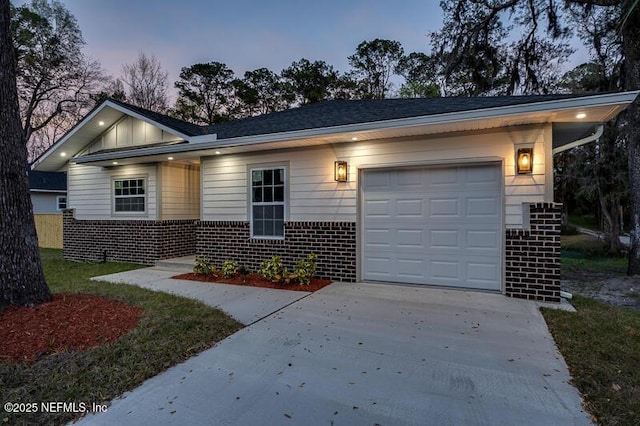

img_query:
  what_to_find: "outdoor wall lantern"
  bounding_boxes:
[516,148,533,174]
[335,161,348,182]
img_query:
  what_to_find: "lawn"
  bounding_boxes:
[0,249,243,426]
[543,233,640,425]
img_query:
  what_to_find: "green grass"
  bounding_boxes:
[568,213,601,231]
[542,297,640,425]
[561,234,627,279]
[0,249,243,425]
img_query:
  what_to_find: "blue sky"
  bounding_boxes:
[59,0,445,99]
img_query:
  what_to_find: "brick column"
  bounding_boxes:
[505,203,562,303]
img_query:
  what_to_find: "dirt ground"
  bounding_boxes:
[562,273,640,311]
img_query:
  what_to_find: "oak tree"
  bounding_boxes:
[0,0,51,310]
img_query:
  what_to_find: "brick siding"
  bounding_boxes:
[63,210,196,265]
[197,221,357,281]
[505,203,562,303]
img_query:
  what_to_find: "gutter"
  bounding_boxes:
[552,124,604,155]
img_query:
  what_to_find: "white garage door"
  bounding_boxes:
[361,164,502,291]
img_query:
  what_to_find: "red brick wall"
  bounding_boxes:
[197,221,357,281]
[505,203,562,303]
[63,210,196,265]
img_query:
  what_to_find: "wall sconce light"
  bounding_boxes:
[335,161,348,182]
[516,148,533,174]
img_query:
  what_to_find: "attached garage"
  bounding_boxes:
[361,163,503,291]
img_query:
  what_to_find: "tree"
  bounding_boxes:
[12,0,103,153]
[171,62,236,125]
[397,52,441,98]
[431,0,640,275]
[234,68,293,117]
[121,52,169,112]
[280,58,343,105]
[0,0,51,309]
[348,38,404,99]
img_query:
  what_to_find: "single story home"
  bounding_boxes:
[32,92,639,302]
[28,170,67,214]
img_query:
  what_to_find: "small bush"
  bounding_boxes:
[259,255,284,282]
[221,259,238,278]
[194,255,215,275]
[294,253,318,285]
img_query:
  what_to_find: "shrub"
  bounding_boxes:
[294,253,317,285]
[561,224,579,235]
[259,255,284,282]
[221,259,238,278]
[194,255,214,275]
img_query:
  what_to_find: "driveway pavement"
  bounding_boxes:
[82,271,591,425]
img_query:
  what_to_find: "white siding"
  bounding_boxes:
[159,162,200,220]
[87,117,182,153]
[68,163,157,220]
[201,124,551,227]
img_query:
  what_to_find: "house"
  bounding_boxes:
[28,170,67,249]
[28,170,67,214]
[32,92,639,302]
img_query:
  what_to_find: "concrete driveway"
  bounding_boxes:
[80,279,591,425]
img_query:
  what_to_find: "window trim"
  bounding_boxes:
[247,163,288,240]
[56,195,67,211]
[111,175,148,216]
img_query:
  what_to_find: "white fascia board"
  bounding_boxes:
[32,100,194,169]
[73,91,640,164]
[103,101,193,140]
[30,189,67,193]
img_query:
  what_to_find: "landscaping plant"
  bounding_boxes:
[221,259,238,279]
[294,253,317,285]
[193,255,215,275]
[259,255,285,282]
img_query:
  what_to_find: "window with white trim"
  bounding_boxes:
[56,195,67,211]
[113,178,146,213]
[251,167,285,238]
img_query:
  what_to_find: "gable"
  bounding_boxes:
[85,116,183,155]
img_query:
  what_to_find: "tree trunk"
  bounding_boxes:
[0,0,51,309]
[623,0,640,275]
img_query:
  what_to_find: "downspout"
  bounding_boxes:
[552,124,604,155]
[553,124,604,301]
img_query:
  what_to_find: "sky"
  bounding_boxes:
[55,0,445,101]
[32,0,590,102]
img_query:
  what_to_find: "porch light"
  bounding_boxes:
[335,161,348,182]
[168,156,174,160]
[60,152,66,157]
[576,112,586,119]
[516,148,533,174]
[98,121,105,126]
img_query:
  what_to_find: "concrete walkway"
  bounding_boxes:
[92,266,311,325]
[81,270,591,426]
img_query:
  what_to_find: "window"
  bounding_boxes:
[251,167,285,238]
[56,195,67,211]
[113,178,146,213]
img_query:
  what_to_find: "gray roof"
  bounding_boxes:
[110,93,596,141]
[28,170,67,191]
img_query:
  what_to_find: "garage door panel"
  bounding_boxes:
[362,164,502,291]
[429,198,459,217]
[396,229,424,248]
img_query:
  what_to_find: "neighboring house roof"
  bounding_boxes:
[28,170,67,192]
[32,91,640,171]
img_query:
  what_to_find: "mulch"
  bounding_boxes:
[0,294,142,364]
[172,272,332,292]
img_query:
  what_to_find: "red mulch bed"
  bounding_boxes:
[0,294,142,364]
[173,272,332,292]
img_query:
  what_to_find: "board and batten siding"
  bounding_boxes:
[159,162,200,220]
[67,163,158,220]
[201,124,552,227]
[87,116,182,154]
